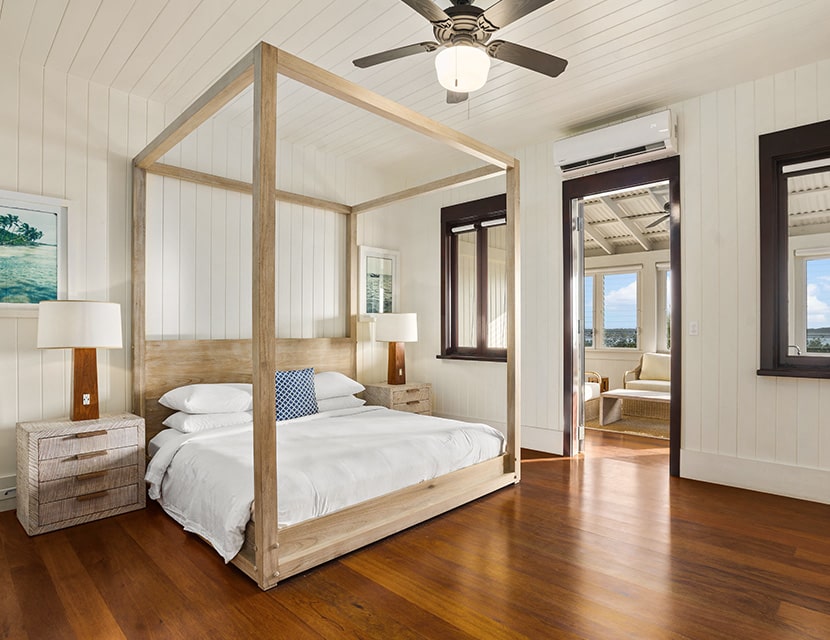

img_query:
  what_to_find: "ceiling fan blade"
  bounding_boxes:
[447,90,468,104]
[486,40,568,78]
[399,0,453,28]
[478,0,556,32]
[646,214,670,229]
[353,42,439,68]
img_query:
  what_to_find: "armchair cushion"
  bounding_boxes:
[625,379,670,393]
[640,352,671,381]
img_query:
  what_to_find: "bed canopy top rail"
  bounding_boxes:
[132,41,520,590]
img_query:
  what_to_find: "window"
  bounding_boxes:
[792,251,830,356]
[584,269,639,349]
[440,194,507,361]
[656,264,671,352]
[805,258,830,353]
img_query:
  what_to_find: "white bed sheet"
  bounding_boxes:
[148,428,181,458]
[145,406,505,562]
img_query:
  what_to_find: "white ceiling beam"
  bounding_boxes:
[584,225,614,255]
[600,196,651,251]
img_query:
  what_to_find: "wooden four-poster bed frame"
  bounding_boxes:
[131,42,520,590]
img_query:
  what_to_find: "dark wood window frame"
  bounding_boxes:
[758,118,830,378]
[563,156,681,475]
[439,193,508,362]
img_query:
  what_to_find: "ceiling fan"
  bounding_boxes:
[353,0,567,104]
[646,202,671,229]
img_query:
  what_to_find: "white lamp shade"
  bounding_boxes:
[435,45,490,93]
[37,300,122,349]
[375,313,418,343]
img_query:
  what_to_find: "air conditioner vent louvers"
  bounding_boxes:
[553,111,676,178]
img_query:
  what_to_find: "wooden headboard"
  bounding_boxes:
[142,337,356,444]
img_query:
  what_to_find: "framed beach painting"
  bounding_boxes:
[0,190,68,317]
[359,246,399,316]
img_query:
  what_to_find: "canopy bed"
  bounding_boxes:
[131,42,520,590]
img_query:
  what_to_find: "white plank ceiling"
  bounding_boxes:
[2,0,830,175]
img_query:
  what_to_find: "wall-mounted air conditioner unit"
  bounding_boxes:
[553,110,677,178]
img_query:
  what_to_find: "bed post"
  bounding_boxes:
[252,42,280,589]
[506,163,521,480]
[131,165,147,417]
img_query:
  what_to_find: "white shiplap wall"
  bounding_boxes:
[364,57,830,503]
[677,59,830,503]
[0,55,164,481]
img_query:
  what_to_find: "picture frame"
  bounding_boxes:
[0,189,69,318]
[359,246,399,315]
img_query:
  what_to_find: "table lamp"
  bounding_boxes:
[374,313,418,385]
[37,300,123,421]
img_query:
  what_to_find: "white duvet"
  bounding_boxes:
[145,406,505,562]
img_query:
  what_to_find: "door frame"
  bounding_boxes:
[561,156,681,476]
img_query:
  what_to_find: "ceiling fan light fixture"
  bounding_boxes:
[435,44,490,93]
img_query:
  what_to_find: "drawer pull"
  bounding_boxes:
[406,400,420,405]
[76,470,108,481]
[74,430,108,439]
[406,388,419,393]
[76,490,109,502]
[75,450,108,460]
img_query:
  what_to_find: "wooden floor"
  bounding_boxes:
[2,430,830,639]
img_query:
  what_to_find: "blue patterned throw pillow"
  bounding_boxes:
[274,367,318,421]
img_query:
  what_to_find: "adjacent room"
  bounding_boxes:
[1,1,829,637]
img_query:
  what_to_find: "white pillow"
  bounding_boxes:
[316,395,366,413]
[162,411,252,433]
[314,372,364,400]
[158,383,253,413]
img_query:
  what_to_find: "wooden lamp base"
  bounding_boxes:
[71,348,100,421]
[387,341,407,385]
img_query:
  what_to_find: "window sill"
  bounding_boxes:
[436,353,507,363]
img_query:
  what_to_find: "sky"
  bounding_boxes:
[807,258,830,328]
[602,273,637,329]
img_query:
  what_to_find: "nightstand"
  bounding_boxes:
[16,413,145,536]
[363,382,432,415]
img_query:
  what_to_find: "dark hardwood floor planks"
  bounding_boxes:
[0,521,27,640]
[2,517,75,640]
[273,562,467,639]
[35,535,126,640]
[1,431,829,639]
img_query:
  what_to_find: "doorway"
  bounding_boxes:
[562,156,681,476]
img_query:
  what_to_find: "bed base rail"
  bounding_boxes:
[231,454,515,588]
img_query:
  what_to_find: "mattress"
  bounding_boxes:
[145,406,505,562]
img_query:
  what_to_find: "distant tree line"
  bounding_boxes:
[0,214,44,246]
[806,329,830,353]
[584,328,637,348]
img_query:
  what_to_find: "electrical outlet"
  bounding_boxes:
[689,321,699,336]
[83,393,91,405]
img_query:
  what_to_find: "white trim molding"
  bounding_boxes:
[681,450,830,505]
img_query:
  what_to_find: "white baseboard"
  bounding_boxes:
[0,474,16,512]
[521,425,563,455]
[681,450,830,505]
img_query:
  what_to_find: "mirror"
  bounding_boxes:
[759,119,830,377]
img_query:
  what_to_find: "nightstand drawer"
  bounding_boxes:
[391,387,430,404]
[38,427,139,460]
[39,446,140,482]
[39,465,138,503]
[392,399,431,414]
[40,484,138,526]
